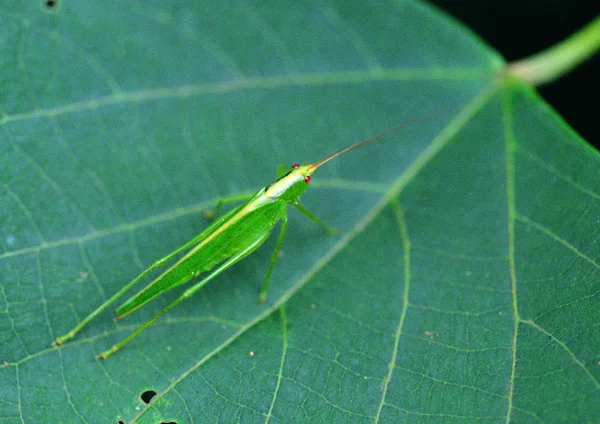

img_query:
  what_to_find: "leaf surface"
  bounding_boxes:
[0,1,598,423]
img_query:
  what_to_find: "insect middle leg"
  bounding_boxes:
[259,204,338,302]
[259,214,288,303]
[203,192,254,219]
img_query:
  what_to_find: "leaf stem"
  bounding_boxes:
[507,15,600,86]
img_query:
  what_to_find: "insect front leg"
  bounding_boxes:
[276,164,290,178]
[292,202,339,235]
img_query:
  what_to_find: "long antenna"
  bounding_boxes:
[311,103,461,170]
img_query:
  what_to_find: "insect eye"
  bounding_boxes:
[304,175,311,183]
[292,164,300,169]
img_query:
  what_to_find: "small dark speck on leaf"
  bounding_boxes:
[140,389,157,404]
[161,422,178,424]
[44,0,58,8]
[118,421,125,424]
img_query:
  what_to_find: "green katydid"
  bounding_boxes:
[52,115,437,359]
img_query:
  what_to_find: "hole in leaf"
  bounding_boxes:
[140,389,157,404]
[161,422,178,424]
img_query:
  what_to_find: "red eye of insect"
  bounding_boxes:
[304,175,311,183]
[292,164,300,169]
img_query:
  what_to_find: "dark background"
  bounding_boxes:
[429,1,598,148]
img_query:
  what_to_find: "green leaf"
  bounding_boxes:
[1,1,598,423]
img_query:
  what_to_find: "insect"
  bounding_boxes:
[52,114,441,359]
